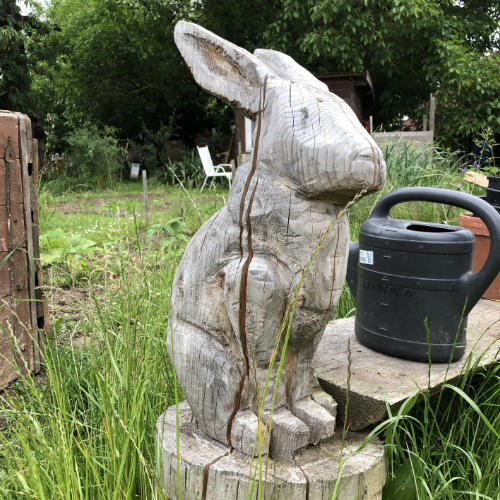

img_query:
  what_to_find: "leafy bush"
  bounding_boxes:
[161,149,206,189]
[43,126,124,194]
[131,118,177,175]
[102,199,142,216]
[39,228,97,265]
[145,218,190,260]
[39,228,98,285]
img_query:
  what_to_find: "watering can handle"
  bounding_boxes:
[369,187,500,315]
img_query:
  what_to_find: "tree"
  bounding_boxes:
[261,0,500,146]
[0,0,59,168]
[43,0,230,142]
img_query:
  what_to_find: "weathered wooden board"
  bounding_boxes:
[156,402,386,500]
[315,298,500,430]
[373,131,433,148]
[463,170,488,189]
[0,110,46,387]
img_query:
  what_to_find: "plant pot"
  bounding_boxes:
[487,176,500,190]
[472,197,500,218]
[486,187,500,205]
[459,212,500,300]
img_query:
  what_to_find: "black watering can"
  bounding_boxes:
[346,187,500,362]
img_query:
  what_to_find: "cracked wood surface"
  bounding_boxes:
[156,402,385,500]
[0,111,46,388]
[315,298,500,431]
[169,21,386,459]
[1,112,30,386]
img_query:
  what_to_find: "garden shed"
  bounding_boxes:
[315,72,374,130]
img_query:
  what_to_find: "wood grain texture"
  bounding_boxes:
[16,113,37,372]
[156,402,385,500]
[170,21,386,459]
[0,111,44,386]
[373,131,434,149]
[315,298,500,431]
[463,170,489,189]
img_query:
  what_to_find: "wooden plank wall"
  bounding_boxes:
[373,130,434,149]
[0,110,47,388]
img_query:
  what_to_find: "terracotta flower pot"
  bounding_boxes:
[459,212,500,300]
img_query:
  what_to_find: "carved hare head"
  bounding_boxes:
[175,21,386,203]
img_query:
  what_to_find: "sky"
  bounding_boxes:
[19,0,48,16]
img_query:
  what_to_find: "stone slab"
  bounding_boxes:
[315,298,500,431]
[156,402,386,500]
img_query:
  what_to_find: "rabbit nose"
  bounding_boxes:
[350,147,383,188]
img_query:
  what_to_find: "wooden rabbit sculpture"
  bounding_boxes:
[169,21,386,460]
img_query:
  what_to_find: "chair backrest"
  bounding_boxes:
[197,146,215,176]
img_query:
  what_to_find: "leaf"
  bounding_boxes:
[383,459,416,500]
[39,228,66,249]
[66,235,96,251]
[145,228,157,245]
[40,248,64,265]
[161,237,175,250]
[54,317,62,333]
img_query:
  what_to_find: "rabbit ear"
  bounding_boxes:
[175,22,277,119]
[254,49,328,93]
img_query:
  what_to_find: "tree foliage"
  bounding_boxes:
[261,0,500,146]
[0,0,57,114]
[42,0,239,143]
[6,0,500,155]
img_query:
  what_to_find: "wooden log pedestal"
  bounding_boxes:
[156,402,385,500]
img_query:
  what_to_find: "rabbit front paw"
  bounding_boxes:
[291,395,336,445]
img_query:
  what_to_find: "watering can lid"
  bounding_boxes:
[359,218,475,255]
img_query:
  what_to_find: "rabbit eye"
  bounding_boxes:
[301,108,309,123]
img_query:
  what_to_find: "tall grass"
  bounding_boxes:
[0,221,179,499]
[1,141,499,499]
[380,346,500,499]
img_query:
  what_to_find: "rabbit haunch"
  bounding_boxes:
[169,21,386,460]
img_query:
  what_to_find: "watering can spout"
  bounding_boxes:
[346,242,359,302]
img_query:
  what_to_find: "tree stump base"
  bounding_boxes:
[155,402,386,500]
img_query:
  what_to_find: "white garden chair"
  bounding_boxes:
[197,146,232,192]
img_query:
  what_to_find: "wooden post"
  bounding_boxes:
[156,402,386,500]
[142,170,149,225]
[369,115,373,134]
[16,113,39,372]
[429,94,435,134]
[423,115,428,132]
